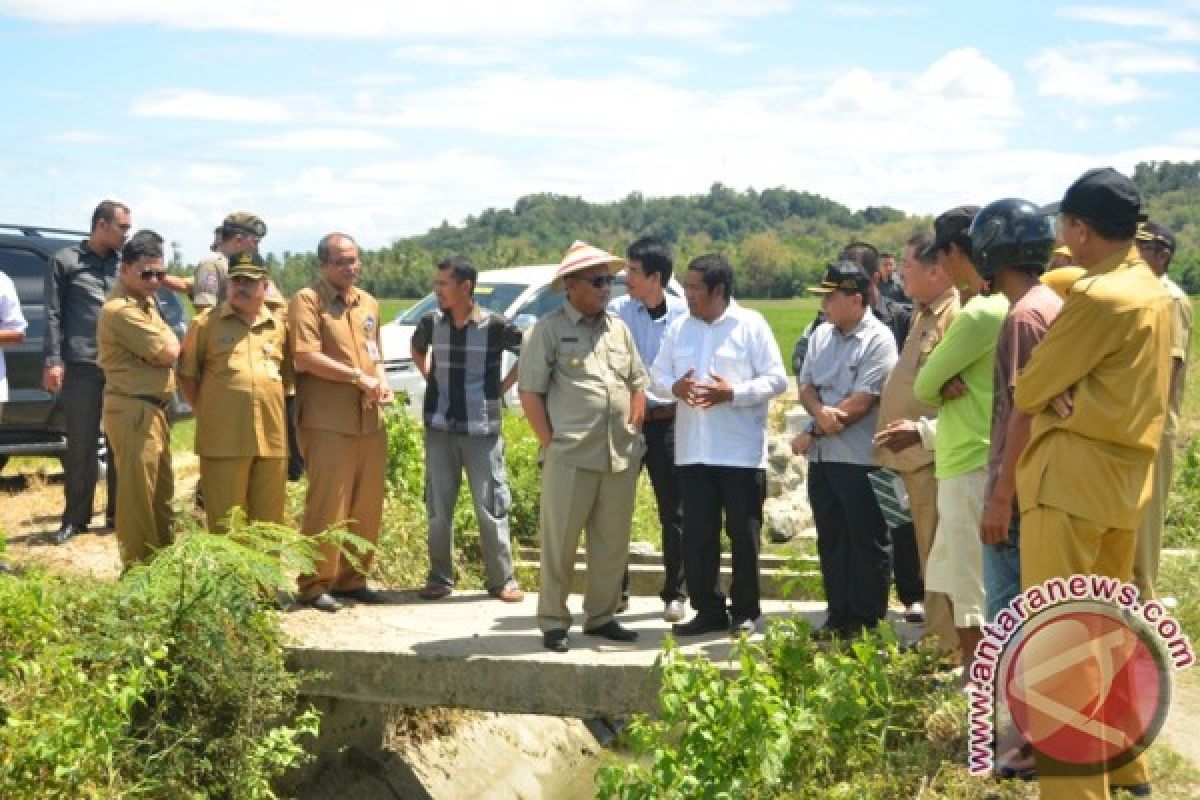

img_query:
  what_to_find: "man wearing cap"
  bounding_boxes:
[411,255,525,604]
[793,261,897,637]
[872,231,960,650]
[1014,168,1172,798]
[44,200,129,545]
[912,205,1008,678]
[179,251,291,533]
[97,230,179,570]
[1132,221,1189,598]
[608,236,689,622]
[519,240,647,653]
[290,233,391,613]
[650,254,788,637]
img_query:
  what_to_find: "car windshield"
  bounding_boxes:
[396,282,529,324]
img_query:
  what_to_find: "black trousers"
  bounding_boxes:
[643,418,685,602]
[61,362,116,526]
[891,520,924,605]
[679,464,765,623]
[807,461,892,627]
[286,394,305,481]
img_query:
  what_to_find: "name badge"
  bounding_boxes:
[366,341,382,362]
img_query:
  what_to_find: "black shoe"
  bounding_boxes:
[49,523,84,545]
[730,616,760,636]
[672,613,730,637]
[584,620,639,642]
[309,593,343,613]
[333,587,384,604]
[543,629,569,653]
[1111,784,1152,797]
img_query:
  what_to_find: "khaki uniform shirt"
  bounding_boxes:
[874,287,960,473]
[1162,275,1191,438]
[289,277,384,436]
[1014,246,1173,529]
[193,252,286,311]
[97,285,177,400]
[518,302,648,472]
[179,302,292,458]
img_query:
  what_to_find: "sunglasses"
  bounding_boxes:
[581,274,615,288]
[140,270,168,281]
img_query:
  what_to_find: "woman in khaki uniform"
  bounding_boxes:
[179,251,291,533]
[96,230,180,570]
[289,233,392,613]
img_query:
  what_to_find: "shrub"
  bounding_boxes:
[1164,439,1200,549]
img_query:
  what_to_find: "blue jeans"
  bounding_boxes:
[983,515,1021,623]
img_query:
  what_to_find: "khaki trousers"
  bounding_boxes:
[297,427,387,600]
[1134,432,1175,599]
[103,395,174,569]
[1020,505,1149,800]
[901,465,957,651]
[200,456,287,533]
[537,451,638,633]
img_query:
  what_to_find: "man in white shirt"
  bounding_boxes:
[650,254,788,636]
[0,266,28,422]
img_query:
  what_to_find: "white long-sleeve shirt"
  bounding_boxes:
[649,300,787,469]
[0,270,28,404]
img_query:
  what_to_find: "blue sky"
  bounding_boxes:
[1,0,1198,262]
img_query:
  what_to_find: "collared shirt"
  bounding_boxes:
[874,294,912,351]
[1015,246,1173,529]
[650,300,788,469]
[875,287,960,473]
[913,292,1007,479]
[1162,274,1191,438]
[0,269,28,403]
[192,252,286,311]
[608,292,689,406]
[986,284,1061,497]
[96,284,177,400]
[43,239,119,366]
[179,302,291,458]
[410,303,523,435]
[879,276,910,305]
[289,277,384,436]
[518,302,647,472]
[798,309,897,467]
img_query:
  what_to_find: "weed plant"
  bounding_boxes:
[1165,440,1200,550]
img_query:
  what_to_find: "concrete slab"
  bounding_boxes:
[283,592,920,718]
[512,560,822,600]
[516,547,819,570]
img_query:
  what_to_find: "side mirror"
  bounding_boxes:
[514,313,537,331]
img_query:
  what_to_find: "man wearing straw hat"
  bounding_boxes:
[518,240,648,653]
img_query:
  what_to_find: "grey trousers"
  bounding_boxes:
[62,362,116,527]
[423,429,516,592]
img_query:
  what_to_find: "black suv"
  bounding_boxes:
[0,224,191,471]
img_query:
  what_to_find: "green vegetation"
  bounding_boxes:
[0,519,333,798]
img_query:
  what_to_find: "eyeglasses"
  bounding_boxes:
[140,270,167,281]
[582,274,615,288]
[330,257,358,268]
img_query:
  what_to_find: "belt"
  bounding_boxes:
[131,394,170,410]
[644,404,676,423]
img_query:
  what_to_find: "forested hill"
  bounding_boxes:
[268,160,1200,298]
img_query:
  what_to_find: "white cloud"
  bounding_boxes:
[227,129,395,151]
[45,130,124,145]
[183,164,243,184]
[828,4,929,17]
[627,56,692,81]
[351,73,415,87]
[390,43,523,67]
[1027,40,1199,106]
[130,89,296,122]
[1058,5,1200,43]
[0,0,792,41]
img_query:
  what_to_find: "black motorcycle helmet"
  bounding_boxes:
[968,198,1056,282]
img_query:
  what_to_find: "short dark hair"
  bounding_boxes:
[437,255,477,294]
[880,252,894,260]
[120,229,164,266]
[687,253,734,299]
[317,232,357,264]
[627,236,674,286]
[840,241,880,278]
[91,200,129,231]
[906,231,936,265]
[1071,214,1138,243]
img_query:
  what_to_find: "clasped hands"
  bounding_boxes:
[671,369,734,409]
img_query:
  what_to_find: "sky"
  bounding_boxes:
[1,0,1199,262]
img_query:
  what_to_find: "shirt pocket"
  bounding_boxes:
[713,342,750,383]
[554,342,595,380]
[607,347,632,380]
[672,346,697,378]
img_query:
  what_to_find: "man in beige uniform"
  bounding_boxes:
[1133,221,1190,598]
[873,231,959,652]
[96,230,179,569]
[179,251,291,533]
[289,233,391,613]
[519,241,647,653]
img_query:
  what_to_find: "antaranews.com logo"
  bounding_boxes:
[967,574,1195,776]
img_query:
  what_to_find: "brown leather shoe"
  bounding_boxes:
[418,584,452,600]
[490,585,525,603]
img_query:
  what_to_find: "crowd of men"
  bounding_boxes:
[0,165,1187,798]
